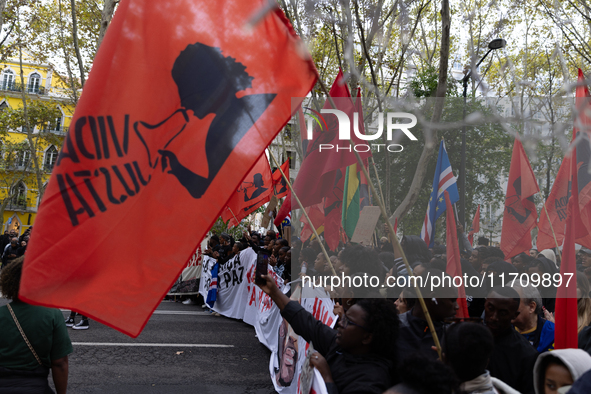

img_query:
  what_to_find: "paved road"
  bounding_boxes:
[1,298,275,394]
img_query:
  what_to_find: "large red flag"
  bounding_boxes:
[555,147,579,349]
[19,0,317,337]
[444,191,470,319]
[292,71,371,207]
[468,205,480,245]
[222,153,273,227]
[537,69,591,250]
[272,159,289,199]
[500,139,540,259]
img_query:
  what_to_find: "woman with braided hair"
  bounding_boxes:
[0,257,73,394]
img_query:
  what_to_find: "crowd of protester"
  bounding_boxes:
[269,223,591,394]
[5,221,591,394]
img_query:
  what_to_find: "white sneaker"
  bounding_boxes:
[72,320,89,330]
[182,299,195,305]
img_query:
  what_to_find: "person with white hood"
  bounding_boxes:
[443,322,520,394]
[533,349,591,394]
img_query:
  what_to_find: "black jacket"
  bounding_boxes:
[281,301,394,394]
[396,309,447,364]
[488,326,538,394]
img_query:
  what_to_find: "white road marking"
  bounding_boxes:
[60,309,210,316]
[72,342,233,348]
[152,310,210,315]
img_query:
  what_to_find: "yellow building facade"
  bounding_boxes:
[0,56,75,235]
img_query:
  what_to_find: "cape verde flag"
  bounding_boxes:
[420,140,459,247]
[206,262,219,308]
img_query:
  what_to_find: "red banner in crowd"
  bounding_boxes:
[555,146,579,349]
[272,159,289,199]
[538,69,591,250]
[222,154,273,227]
[445,191,470,319]
[468,205,480,245]
[500,139,539,259]
[274,193,291,228]
[19,0,317,337]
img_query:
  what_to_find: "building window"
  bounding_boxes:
[2,69,14,90]
[17,145,30,168]
[12,182,26,209]
[28,73,41,94]
[46,116,62,132]
[286,150,295,169]
[44,145,58,170]
[0,102,7,111]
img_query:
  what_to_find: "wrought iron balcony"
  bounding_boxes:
[0,81,47,95]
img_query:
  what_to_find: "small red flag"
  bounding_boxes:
[274,193,291,228]
[445,191,470,319]
[500,139,539,259]
[468,205,480,245]
[272,159,289,199]
[222,154,273,227]
[300,203,324,242]
[19,0,317,337]
[555,147,579,349]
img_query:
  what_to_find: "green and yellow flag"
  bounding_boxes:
[342,163,361,238]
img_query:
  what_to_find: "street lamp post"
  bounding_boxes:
[459,38,506,228]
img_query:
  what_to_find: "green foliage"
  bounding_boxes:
[375,97,513,236]
[408,64,460,98]
[210,217,248,241]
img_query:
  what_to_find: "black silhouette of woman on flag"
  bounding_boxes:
[244,173,268,202]
[134,43,276,199]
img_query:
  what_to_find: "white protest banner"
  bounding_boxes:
[199,255,217,299]
[211,248,255,319]
[243,253,286,349]
[269,282,337,393]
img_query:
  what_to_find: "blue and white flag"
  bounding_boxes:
[205,262,219,308]
[420,140,459,247]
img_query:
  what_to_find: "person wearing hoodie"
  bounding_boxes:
[443,321,520,394]
[528,257,558,314]
[538,250,557,269]
[533,349,591,394]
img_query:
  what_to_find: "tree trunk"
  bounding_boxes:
[58,0,78,104]
[18,45,44,202]
[71,0,86,87]
[97,0,117,50]
[388,0,450,225]
[0,0,6,34]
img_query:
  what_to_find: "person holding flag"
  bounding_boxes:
[421,139,459,248]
